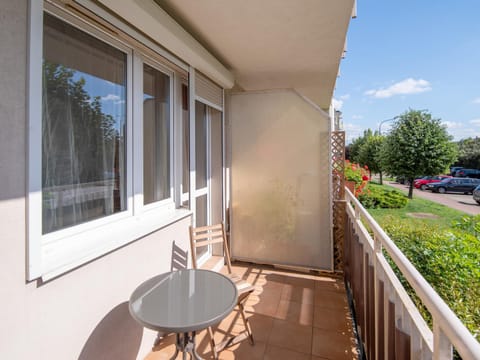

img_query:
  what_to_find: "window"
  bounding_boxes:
[42,13,127,234]
[29,4,192,280]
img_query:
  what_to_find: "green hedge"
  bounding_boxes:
[380,216,480,342]
[358,183,408,209]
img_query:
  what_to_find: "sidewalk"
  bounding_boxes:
[385,181,480,215]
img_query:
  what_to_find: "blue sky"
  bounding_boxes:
[334,0,480,143]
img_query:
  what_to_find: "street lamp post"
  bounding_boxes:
[378,117,397,135]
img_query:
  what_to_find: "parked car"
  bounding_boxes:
[454,168,480,178]
[450,166,464,176]
[395,175,423,185]
[473,185,480,204]
[426,177,480,194]
[414,175,452,190]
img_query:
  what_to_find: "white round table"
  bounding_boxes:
[129,269,237,359]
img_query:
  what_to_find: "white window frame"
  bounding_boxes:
[27,1,191,281]
[133,53,176,214]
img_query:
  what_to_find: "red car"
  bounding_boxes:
[414,175,452,190]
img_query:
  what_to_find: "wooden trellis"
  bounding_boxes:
[331,131,346,272]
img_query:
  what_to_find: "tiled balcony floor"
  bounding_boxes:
[145,263,359,360]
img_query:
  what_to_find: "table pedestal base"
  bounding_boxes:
[170,331,204,360]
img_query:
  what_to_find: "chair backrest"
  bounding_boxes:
[189,223,232,274]
[171,240,189,272]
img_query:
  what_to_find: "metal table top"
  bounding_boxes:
[129,269,237,333]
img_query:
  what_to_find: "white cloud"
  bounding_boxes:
[352,114,364,120]
[343,122,363,144]
[469,118,480,125]
[472,98,480,104]
[332,98,343,110]
[442,121,463,129]
[101,94,121,102]
[364,78,431,99]
[447,127,480,141]
[339,94,350,100]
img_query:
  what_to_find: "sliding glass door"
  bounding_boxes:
[193,101,223,261]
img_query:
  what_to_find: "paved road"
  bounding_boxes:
[386,181,480,216]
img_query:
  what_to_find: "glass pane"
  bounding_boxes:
[210,109,223,225]
[195,194,208,258]
[195,101,207,189]
[143,64,171,204]
[42,14,127,234]
[182,83,190,206]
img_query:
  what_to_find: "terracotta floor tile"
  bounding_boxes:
[246,269,285,285]
[314,288,349,311]
[312,327,358,360]
[281,283,315,304]
[283,274,316,288]
[246,313,274,343]
[263,344,311,360]
[275,300,314,326]
[267,319,313,354]
[144,264,357,360]
[315,276,346,293]
[313,306,352,332]
[246,284,283,317]
[223,340,266,360]
[213,310,245,343]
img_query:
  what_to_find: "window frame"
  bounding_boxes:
[39,7,135,244]
[27,1,191,281]
[133,53,176,214]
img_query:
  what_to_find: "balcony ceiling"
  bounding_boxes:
[155,0,355,110]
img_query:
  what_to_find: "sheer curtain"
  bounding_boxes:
[42,13,127,234]
[142,64,171,205]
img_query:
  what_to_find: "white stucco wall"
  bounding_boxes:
[0,2,191,359]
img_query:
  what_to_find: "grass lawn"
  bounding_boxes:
[366,183,468,230]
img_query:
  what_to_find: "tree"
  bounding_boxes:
[380,109,457,199]
[347,129,373,163]
[456,137,480,169]
[358,134,386,184]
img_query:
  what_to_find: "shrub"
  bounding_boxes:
[380,216,480,342]
[358,183,408,209]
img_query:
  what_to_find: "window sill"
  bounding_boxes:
[40,208,192,281]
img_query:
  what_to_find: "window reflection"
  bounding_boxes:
[42,13,127,234]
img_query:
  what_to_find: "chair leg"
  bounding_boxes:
[207,326,218,359]
[238,302,254,345]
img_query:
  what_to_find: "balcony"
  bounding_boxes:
[143,186,480,360]
[145,263,359,359]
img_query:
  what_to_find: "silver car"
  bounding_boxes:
[473,184,480,204]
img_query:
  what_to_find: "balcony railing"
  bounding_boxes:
[343,188,480,359]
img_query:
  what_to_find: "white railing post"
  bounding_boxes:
[433,321,452,360]
[373,232,382,360]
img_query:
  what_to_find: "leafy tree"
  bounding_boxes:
[347,129,373,163]
[456,137,480,169]
[358,134,386,184]
[380,109,457,198]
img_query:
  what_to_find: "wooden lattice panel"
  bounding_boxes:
[331,131,346,272]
